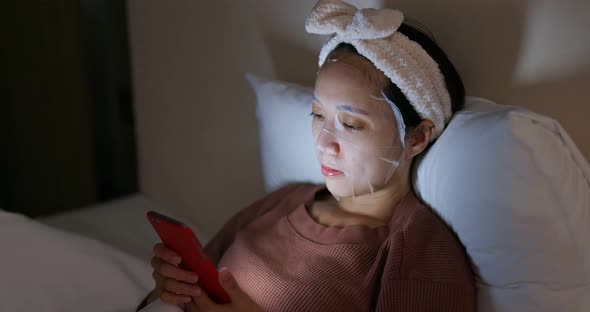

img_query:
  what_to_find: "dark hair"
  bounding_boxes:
[327,23,465,130]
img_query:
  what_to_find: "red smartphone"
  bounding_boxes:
[147,211,230,304]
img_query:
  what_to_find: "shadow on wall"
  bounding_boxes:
[506,67,590,161]
[249,0,390,86]
[260,29,319,86]
[244,0,321,86]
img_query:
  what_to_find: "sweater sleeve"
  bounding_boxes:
[204,183,302,266]
[375,279,474,312]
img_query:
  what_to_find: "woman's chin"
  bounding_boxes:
[325,178,380,198]
[325,179,361,198]
[323,179,345,197]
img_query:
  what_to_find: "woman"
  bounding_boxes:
[139,0,475,311]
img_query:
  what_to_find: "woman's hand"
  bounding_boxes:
[186,268,262,312]
[149,243,201,305]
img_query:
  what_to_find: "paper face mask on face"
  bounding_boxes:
[312,59,406,198]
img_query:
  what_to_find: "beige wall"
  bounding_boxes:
[128,0,589,238]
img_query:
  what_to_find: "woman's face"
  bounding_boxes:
[312,55,405,198]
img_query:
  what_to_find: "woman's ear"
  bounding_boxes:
[405,119,434,159]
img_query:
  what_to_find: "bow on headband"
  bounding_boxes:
[305,0,404,40]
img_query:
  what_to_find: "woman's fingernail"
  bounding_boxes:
[191,274,199,283]
[219,268,232,282]
[193,287,202,297]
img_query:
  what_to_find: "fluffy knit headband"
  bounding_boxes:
[306,0,452,140]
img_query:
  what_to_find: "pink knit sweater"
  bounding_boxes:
[205,183,475,311]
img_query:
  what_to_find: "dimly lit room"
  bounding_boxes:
[2,1,589,311]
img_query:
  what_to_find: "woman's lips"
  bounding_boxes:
[321,164,343,177]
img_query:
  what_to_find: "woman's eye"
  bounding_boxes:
[310,112,325,120]
[338,113,366,132]
[343,123,363,131]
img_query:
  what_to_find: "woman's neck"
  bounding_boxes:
[334,160,413,224]
[337,179,410,224]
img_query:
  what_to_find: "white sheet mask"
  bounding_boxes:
[312,92,406,198]
[372,91,406,149]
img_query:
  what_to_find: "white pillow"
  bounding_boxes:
[0,209,153,312]
[413,97,590,312]
[245,73,324,191]
[245,73,590,312]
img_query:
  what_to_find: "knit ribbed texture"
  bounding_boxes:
[205,184,475,311]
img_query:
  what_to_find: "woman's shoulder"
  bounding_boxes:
[389,191,455,238]
[384,191,474,285]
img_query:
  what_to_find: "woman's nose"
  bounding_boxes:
[316,130,340,155]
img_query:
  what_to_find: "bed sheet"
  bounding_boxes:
[0,207,153,311]
[39,193,207,263]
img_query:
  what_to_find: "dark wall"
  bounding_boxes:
[1,1,137,216]
[82,0,138,202]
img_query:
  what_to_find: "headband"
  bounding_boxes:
[306,0,452,140]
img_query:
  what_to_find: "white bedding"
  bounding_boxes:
[0,208,152,312]
[0,194,206,312]
[40,194,162,261]
[40,193,208,261]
